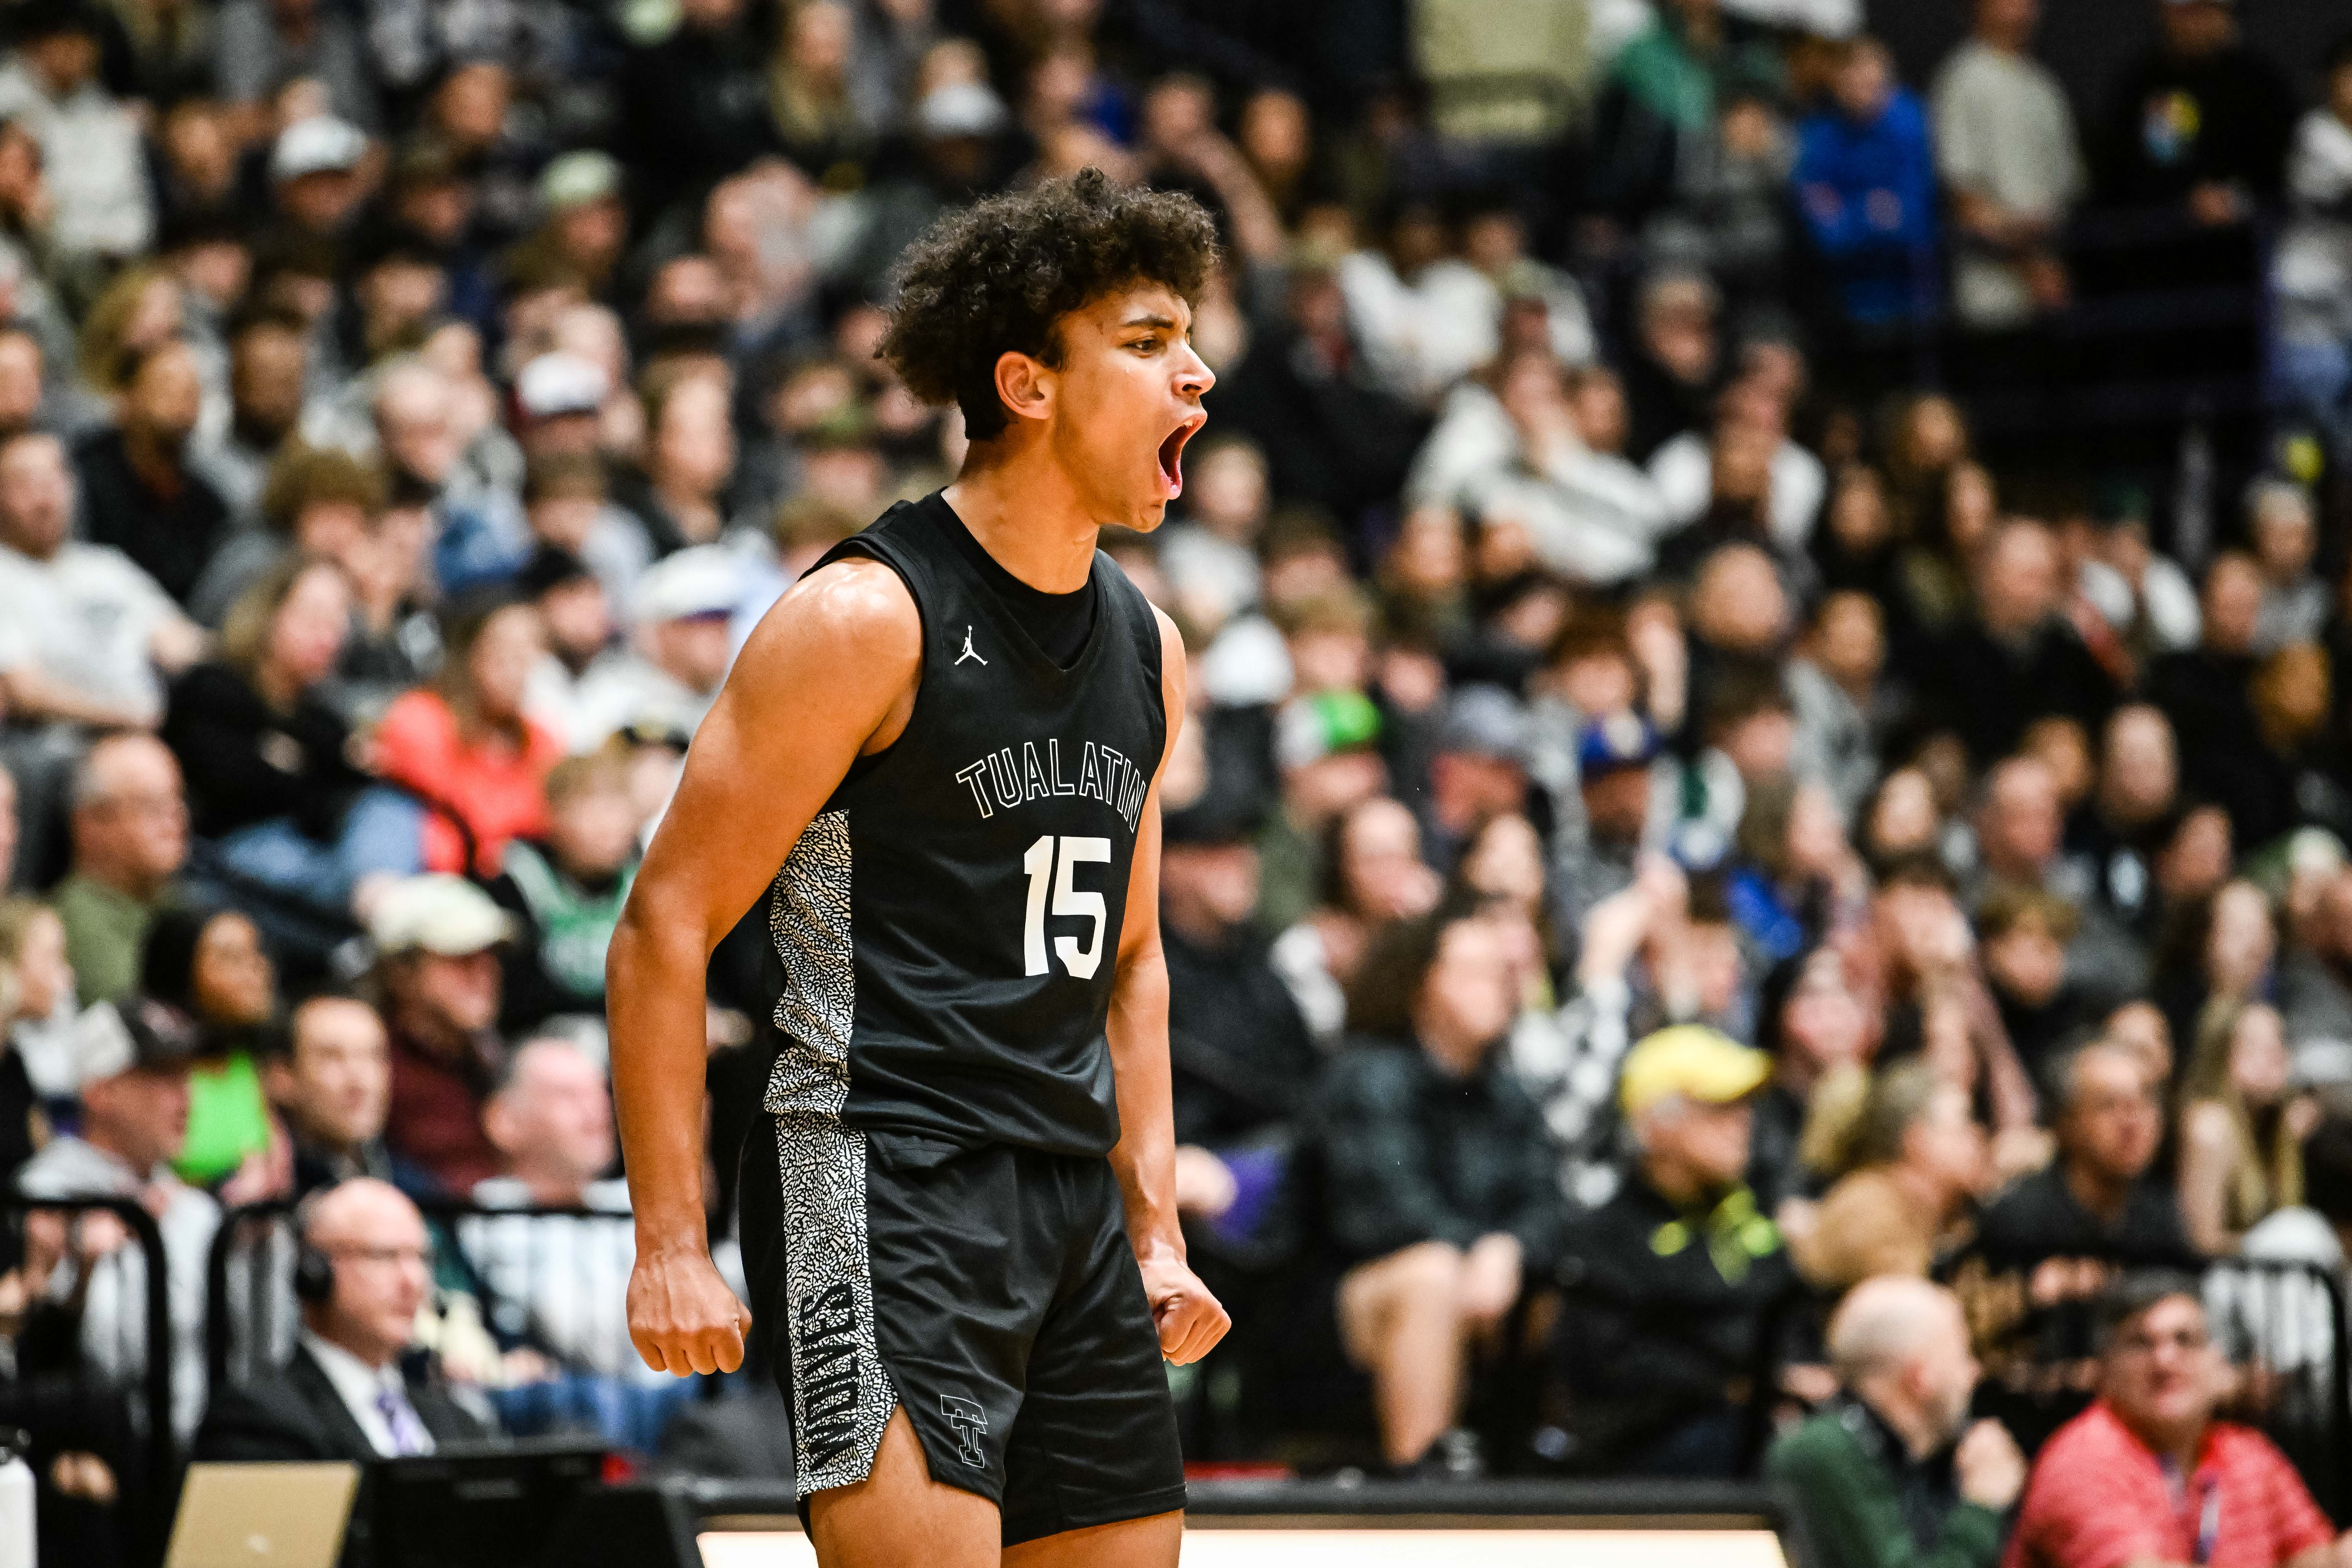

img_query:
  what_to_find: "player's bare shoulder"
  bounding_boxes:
[739,556,920,690]
[713,554,924,758]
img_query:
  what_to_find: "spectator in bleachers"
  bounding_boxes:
[1769,1277,2024,1568]
[138,904,277,1190]
[164,557,424,923]
[194,1178,489,1460]
[1590,0,1785,234]
[485,750,640,1034]
[2069,705,2181,944]
[1926,519,2119,769]
[2279,864,2352,1070]
[2093,0,2295,223]
[1315,908,1563,1473]
[614,370,742,557]
[0,0,152,270]
[1970,756,2068,906]
[51,734,189,1007]
[467,1037,642,1378]
[1790,1061,1988,1292]
[1786,589,1888,819]
[1931,0,2084,331]
[195,308,311,526]
[565,547,738,754]
[0,899,57,1180]
[74,338,230,608]
[17,994,218,1438]
[2177,1000,2314,1257]
[1641,90,1797,329]
[2154,552,2276,851]
[1554,1024,1794,1476]
[1977,888,2098,1080]
[1209,245,1426,528]
[1270,795,1439,1046]
[2277,38,2352,445]
[1848,852,2046,1161]
[1794,38,1941,333]
[0,428,204,885]
[1979,1038,2195,1270]
[1254,686,1387,937]
[374,588,560,877]
[1161,797,1317,1166]
[368,873,512,1194]
[267,994,395,1195]
[514,545,612,746]
[1425,686,1534,876]
[2156,877,2278,1073]
[2005,1271,2344,1568]
[1619,271,1724,465]
[1748,943,1872,1215]
[0,894,78,1109]
[1652,361,1825,557]
[2247,483,2326,656]
[1556,713,1664,940]
[187,441,383,627]
[1445,353,1671,587]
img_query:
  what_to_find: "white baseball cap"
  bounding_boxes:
[272,116,368,183]
[369,875,515,957]
[634,546,741,624]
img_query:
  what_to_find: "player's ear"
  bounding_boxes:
[993,349,1055,428]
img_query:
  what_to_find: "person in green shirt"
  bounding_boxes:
[1769,1276,2026,1568]
[51,732,190,1006]
[140,904,280,1187]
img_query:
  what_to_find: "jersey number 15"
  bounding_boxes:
[1021,834,1112,979]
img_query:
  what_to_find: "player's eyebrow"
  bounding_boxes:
[1120,313,1183,334]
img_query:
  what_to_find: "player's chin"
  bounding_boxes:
[1124,491,1174,533]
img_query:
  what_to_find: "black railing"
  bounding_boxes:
[0,1194,178,1568]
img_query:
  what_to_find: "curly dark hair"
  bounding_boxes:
[878,168,1220,442]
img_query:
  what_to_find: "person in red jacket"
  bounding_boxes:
[373,587,563,877]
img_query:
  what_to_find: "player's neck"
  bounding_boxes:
[944,438,1101,595]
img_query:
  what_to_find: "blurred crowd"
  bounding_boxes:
[1,0,2352,1556]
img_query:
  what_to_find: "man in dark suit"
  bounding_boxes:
[195,1178,490,1460]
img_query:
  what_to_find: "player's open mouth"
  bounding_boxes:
[1157,416,1204,497]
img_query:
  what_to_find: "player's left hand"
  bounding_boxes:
[1139,1253,1229,1365]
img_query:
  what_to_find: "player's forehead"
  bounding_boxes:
[1063,282,1191,341]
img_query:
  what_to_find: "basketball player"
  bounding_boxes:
[608,170,1229,1566]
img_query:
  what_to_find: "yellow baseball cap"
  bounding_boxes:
[1618,1025,1771,1119]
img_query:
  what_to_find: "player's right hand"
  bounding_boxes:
[628,1247,753,1376]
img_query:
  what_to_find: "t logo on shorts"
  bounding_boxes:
[940,1394,989,1467]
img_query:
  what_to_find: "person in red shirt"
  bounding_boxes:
[2006,1271,2345,1568]
[373,588,563,877]
[368,874,514,1194]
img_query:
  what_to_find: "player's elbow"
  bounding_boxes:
[606,882,706,993]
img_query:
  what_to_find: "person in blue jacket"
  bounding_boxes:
[1795,39,1942,329]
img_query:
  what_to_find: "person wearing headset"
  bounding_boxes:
[193,1177,490,1460]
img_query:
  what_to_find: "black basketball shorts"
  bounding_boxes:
[739,1116,1188,1546]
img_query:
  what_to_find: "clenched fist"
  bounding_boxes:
[1139,1254,1229,1366]
[628,1247,754,1376]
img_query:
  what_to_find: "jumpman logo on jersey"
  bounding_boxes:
[955,626,988,666]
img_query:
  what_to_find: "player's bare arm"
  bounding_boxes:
[609,557,921,1376]
[1107,603,1229,1367]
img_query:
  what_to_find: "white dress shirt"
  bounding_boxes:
[300,1330,435,1457]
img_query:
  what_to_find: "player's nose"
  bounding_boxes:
[1173,341,1213,401]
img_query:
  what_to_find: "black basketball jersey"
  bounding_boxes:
[761,493,1168,1157]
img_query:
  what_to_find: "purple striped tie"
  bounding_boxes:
[375,1387,429,1456]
